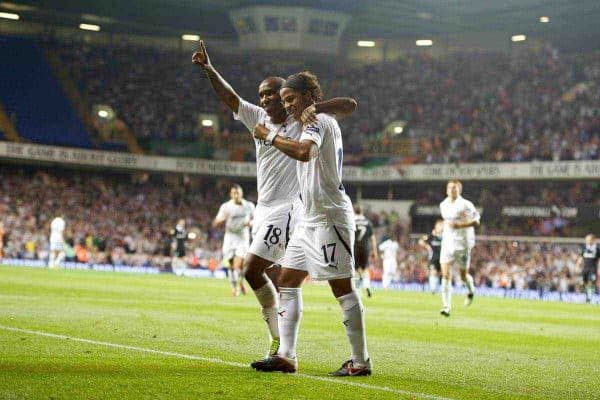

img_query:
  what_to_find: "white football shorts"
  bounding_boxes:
[440,244,471,271]
[248,200,300,264]
[282,224,355,281]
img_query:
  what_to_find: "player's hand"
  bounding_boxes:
[449,221,463,229]
[192,40,211,69]
[301,104,317,126]
[253,124,269,141]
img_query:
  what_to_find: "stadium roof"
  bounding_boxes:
[4,0,600,47]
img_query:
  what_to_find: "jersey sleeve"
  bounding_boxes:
[300,114,328,148]
[466,200,480,222]
[233,99,266,132]
[216,204,227,221]
[366,221,373,238]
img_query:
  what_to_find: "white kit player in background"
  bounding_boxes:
[193,40,356,362]
[252,71,371,377]
[378,236,399,290]
[48,215,66,269]
[439,180,480,317]
[214,184,255,297]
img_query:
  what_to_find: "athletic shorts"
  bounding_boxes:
[440,245,471,270]
[429,259,441,273]
[50,240,64,252]
[222,233,249,261]
[282,224,355,281]
[382,258,397,274]
[354,247,369,270]
[248,200,300,264]
[583,268,597,284]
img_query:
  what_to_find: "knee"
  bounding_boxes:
[278,268,305,288]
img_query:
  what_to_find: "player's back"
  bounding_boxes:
[50,217,65,239]
[298,113,354,230]
[427,233,442,261]
[379,239,399,261]
[355,214,373,252]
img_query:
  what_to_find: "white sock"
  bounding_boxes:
[382,272,391,289]
[363,273,371,290]
[254,281,279,340]
[278,287,302,360]
[441,278,452,310]
[229,269,238,289]
[337,291,369,366]
[429,274,438,292]
[464,274,475,294]
[354,275,363,290]
[48,252,55,268]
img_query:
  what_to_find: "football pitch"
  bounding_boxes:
[1,266,598,400]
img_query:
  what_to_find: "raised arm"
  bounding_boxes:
[301,97,358,125]
[192,40,240,113]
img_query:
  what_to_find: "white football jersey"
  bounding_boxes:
[379,239,399,261]
[440,196,480,250]
[50,217,65,242]
[297,113,355,230]
[216,199,255,237]
[234,99,301,206]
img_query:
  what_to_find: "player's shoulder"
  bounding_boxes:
[240,98,265,115]
[315,113,338,129]
[460,196,475,206]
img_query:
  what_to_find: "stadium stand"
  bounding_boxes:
[0,165,596,295]
[47,39,599,163]
[0,37,92,148]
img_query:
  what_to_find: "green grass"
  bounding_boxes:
[1,266,599,400]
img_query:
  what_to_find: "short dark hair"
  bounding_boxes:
[354,203,362,214]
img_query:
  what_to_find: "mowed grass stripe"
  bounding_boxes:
[1,266,598,399]
[0,325,453,400]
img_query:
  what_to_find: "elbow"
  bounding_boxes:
[297,145,313,162]
[474,220,481,228]
[297,149,311,162]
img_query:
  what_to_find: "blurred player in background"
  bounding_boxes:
[170,219,189,277]
[48,215,65,269]
[439,180,480,317]
[577,233,599,303]
[214,184,255,297]
[379,235,399,290]
[251,71,371,376]
[419,219,443,293]
[0,221,5,259]
[193,40,356,360]
[353,204,378,297]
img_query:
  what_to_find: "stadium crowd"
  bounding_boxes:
[0,167,595,294]
[386,237,591,294]
[53,39,600,163]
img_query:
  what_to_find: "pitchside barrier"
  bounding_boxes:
[3,232,598,305]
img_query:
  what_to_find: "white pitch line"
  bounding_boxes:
[0,325,453,400]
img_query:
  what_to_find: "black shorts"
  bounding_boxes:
[429,259,441,273]
[174,247,186,258]
[354,247,369,271]
[583,268,597,284]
